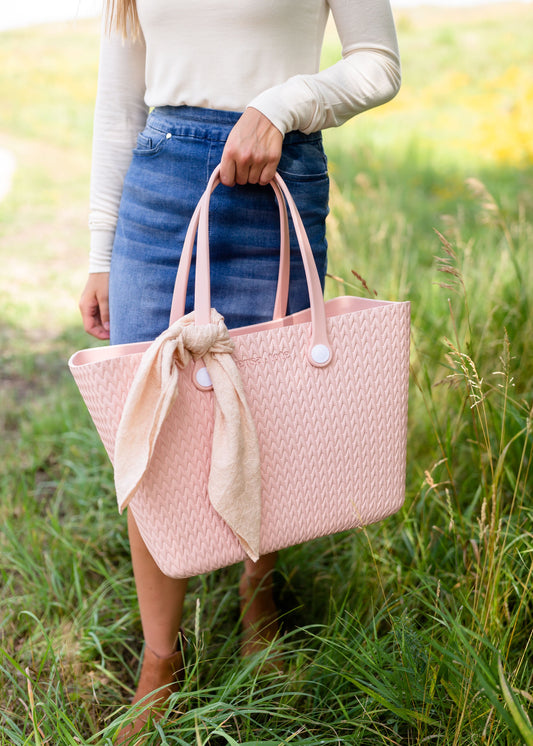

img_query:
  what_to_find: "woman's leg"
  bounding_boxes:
[116,513,188,742]
[128,510,188,658]
[239,551,280,655]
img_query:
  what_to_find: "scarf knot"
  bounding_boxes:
[178,315,234,361]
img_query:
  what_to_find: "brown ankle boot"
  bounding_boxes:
[115,643,184,745]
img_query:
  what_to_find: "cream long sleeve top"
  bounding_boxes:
[89,0,401,272]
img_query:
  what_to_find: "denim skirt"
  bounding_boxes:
[109,106,329,344]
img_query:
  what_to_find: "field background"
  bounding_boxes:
[1,4,532,744]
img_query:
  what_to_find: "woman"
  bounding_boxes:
[79,0,401,740]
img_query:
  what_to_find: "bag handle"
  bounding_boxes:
[173,165,332,367]
[170,177,290,325]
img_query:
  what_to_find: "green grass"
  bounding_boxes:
[1,6,533,745]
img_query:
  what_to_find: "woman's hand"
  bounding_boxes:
[220,108,283,187]
[79,272,110,340]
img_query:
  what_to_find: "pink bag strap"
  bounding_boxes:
[174,165,332,367]
[170,176,290,325]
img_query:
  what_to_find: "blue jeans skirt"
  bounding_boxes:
[109,106,329,344]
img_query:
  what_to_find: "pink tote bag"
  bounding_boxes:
[69,168,410,578]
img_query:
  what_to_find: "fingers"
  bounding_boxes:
[220,153,276,187]
[80,297,109,340]
[256,157,279,187]
[79,272,110,340]
[220,108,283,188]
[219,156,237,188]
[220,140,281,187]
[247,156,278,187]
[98,289,110,336]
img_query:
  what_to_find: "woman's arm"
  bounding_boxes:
[88,23,148,273]
[221,0,399,187]
[240,0,401,137]
[81,23,147,339]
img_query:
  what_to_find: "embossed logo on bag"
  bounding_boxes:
[233,349,294,368]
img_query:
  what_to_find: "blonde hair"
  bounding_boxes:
[105,0,140,39]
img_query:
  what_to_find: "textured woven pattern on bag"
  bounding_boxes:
[71,299,410,577]
[70,301,409,577]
